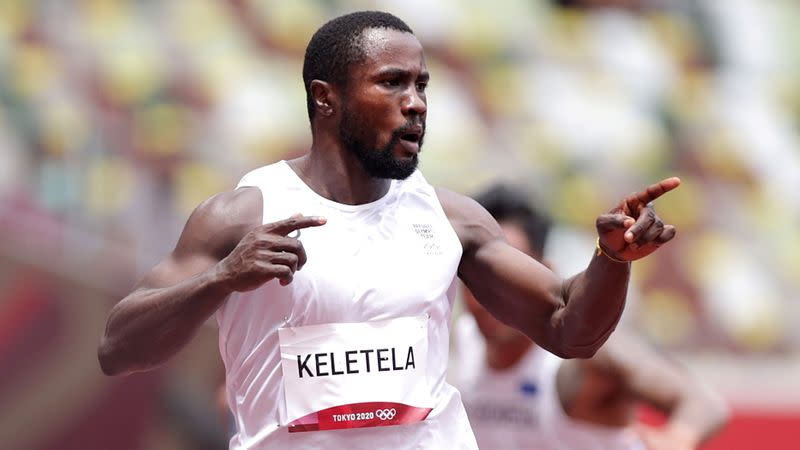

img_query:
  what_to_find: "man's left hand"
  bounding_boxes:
[595,177,681,262]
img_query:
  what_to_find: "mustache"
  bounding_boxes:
[392,120,425,139]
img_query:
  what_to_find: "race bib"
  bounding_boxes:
[278,315,433,432]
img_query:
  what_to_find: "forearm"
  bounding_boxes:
[98,268,231,376]
[553,251,630,357]
[664,385,730,446]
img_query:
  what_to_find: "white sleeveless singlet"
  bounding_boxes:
[453,315,645,450]
[216,161,478,449]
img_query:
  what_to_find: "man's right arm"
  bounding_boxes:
[97,188,261,376]
[97,187,326,376]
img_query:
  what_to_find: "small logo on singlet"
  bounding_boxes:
[375,408,397,420]
[412,224,442,256]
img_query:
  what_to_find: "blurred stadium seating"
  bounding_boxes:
[1,1,798,448]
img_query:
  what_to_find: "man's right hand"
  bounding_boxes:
[216,215,327,291]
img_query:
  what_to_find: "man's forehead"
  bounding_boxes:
[358,27,424,62]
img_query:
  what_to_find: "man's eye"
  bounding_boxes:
[383,79,401,87]
[416,82,428,91]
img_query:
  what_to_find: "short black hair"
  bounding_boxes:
[473,184,552,257]
[302,11,414,122]
[551,0,582,7]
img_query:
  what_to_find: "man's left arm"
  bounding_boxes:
[438,177,680,358]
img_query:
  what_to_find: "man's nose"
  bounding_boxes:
[401,89,427,116]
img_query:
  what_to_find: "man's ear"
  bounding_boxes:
[310,79,337,117]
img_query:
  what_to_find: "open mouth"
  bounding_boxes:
[399,125,423,144]
[400,133,421,143]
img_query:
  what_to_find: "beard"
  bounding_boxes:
[339,106,423,180]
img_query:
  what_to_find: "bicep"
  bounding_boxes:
[459,239,564,339]
[437,187,564,348]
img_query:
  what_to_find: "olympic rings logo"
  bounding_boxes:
[375,408,397,420]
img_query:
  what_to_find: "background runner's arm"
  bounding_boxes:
[592,333,730,448]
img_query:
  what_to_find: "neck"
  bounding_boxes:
[288,132,391,205]
[485,337,534,370]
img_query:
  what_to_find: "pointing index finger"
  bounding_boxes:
[262,215,327,236]
[625,177,681,211]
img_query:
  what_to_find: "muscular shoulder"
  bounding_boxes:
[435,187,504,256]
[174,187,263,261]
